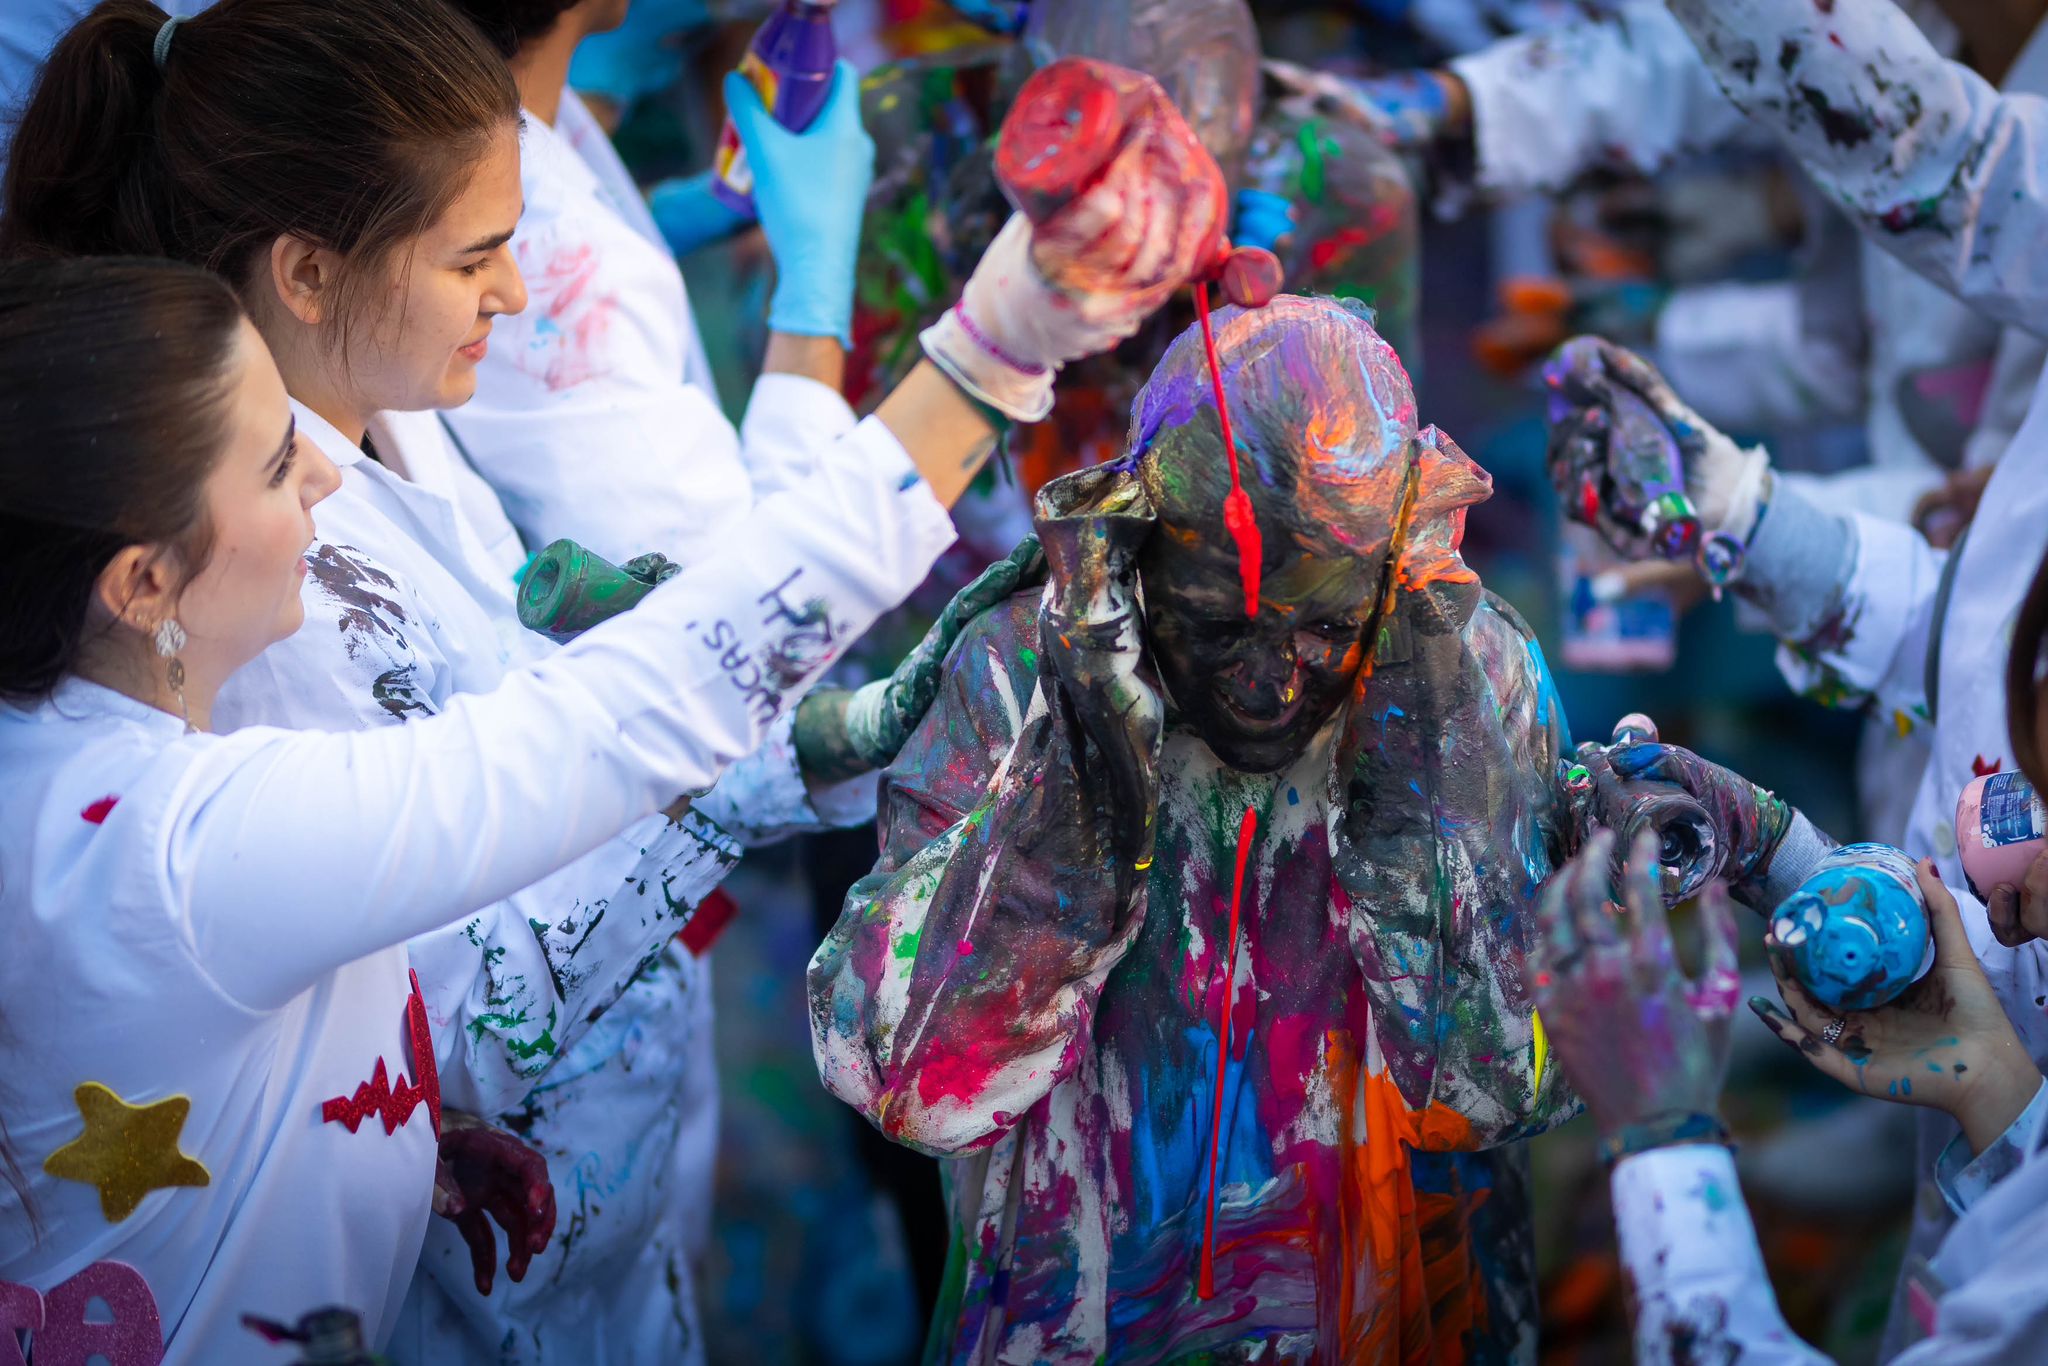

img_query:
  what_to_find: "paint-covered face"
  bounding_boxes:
[1141,531,1381,773]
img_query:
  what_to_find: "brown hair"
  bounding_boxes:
[0,0,520,355]
[2008,547,2048,796]
[0,256,244,705]
[443,0,585,60]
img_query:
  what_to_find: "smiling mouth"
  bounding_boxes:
[1214,689,1306,734]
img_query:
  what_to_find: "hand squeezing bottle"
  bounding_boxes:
[710,0,841,215]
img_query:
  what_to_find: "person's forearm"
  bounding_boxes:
[1665,0,2048,331]
[762,331,847,393]
[873,360,1000,508]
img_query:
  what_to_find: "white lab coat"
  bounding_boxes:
[1661,0,2048,1351]
[1609,1078,2048,1363]
[210,400,885,1363]
[0,418,952,1364]
[441,91,856,565]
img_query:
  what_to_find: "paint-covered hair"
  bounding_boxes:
[1129,294,1490,584]
[0,0,519,355]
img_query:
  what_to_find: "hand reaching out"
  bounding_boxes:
[1529,829,1741,1143]
[433,1110,557,1297]
[1750,858,2042,1155]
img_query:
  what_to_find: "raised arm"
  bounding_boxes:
[808,497,1160,1155]
[1666,0,2048,329]
[167,417,955,1013]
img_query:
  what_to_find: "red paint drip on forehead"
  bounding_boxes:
[1196,284,1262,616]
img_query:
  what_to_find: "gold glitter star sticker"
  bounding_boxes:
[43,1082,211,1222]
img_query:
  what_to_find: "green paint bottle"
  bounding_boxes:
[516,538,675,643]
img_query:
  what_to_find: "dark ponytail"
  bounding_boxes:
[0,256,244,705]
[1,0,519,351]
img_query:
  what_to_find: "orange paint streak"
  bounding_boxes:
[1324,1031,1488,1366]
[1198,805,1259,1300]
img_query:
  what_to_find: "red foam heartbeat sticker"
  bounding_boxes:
[322,970,441,1137]
[678,887,740,957]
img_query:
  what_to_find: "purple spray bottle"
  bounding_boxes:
[711,0,842,216]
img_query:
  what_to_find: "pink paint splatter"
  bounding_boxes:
[80,796,118,825]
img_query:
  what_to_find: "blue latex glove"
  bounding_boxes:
[724,59,874,346]
[569,0,707,107]
[648,170,755,259]
[1231,189,1296,254]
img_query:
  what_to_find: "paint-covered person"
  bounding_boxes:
[1529,827,2048,1363]
[0,252,965,1363]
[805,296,1744,1363]
[4,3,1229,1357]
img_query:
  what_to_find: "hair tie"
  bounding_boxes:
[152,16,184,72]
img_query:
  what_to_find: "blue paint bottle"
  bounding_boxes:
[1770,843,1932,1012]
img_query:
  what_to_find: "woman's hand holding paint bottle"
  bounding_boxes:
[1750,858,2043,1157]
[1546,335,1774,594]
[1527,830,1741,1158]
[722,54,873,346]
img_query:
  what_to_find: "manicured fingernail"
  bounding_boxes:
[1746,995,1778,1022]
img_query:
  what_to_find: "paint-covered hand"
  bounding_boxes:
[1529,830,1741,1141]
[796,537,1049,781]
[1037,498,1164,866]
[1261,61,1467,151]
[1546,336,1772,569]
[1604,741,1807,907]
[433,1110,557,1297]
[1751,859,2041,1154]
[726,60,874,344]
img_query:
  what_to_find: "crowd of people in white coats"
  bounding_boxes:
[2,1,2048,1363]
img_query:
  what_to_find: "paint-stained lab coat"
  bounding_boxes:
[1607,1076,2048,1363]
[1453,0,2048,843]
[1450,1,2046,520]
[811,575,1581,1364]
[213,402,931,1363]
[0,421,951,1364]
[1659,0,2048,1351]
[441,91,853,565]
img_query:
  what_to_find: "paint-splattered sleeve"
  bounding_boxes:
[1612,1145,1827,1363]
[808,592,1145,1156]
[1339,591,1581,1148]
[1666,0,2048,332]
[1451,2,1751,197]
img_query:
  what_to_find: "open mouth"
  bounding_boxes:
[1214,688,1306,734]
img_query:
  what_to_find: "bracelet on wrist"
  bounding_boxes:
[1599,1110,1731,1167]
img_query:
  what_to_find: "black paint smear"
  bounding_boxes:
[1778,39,1802,76]
[1797,83,1875,148]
